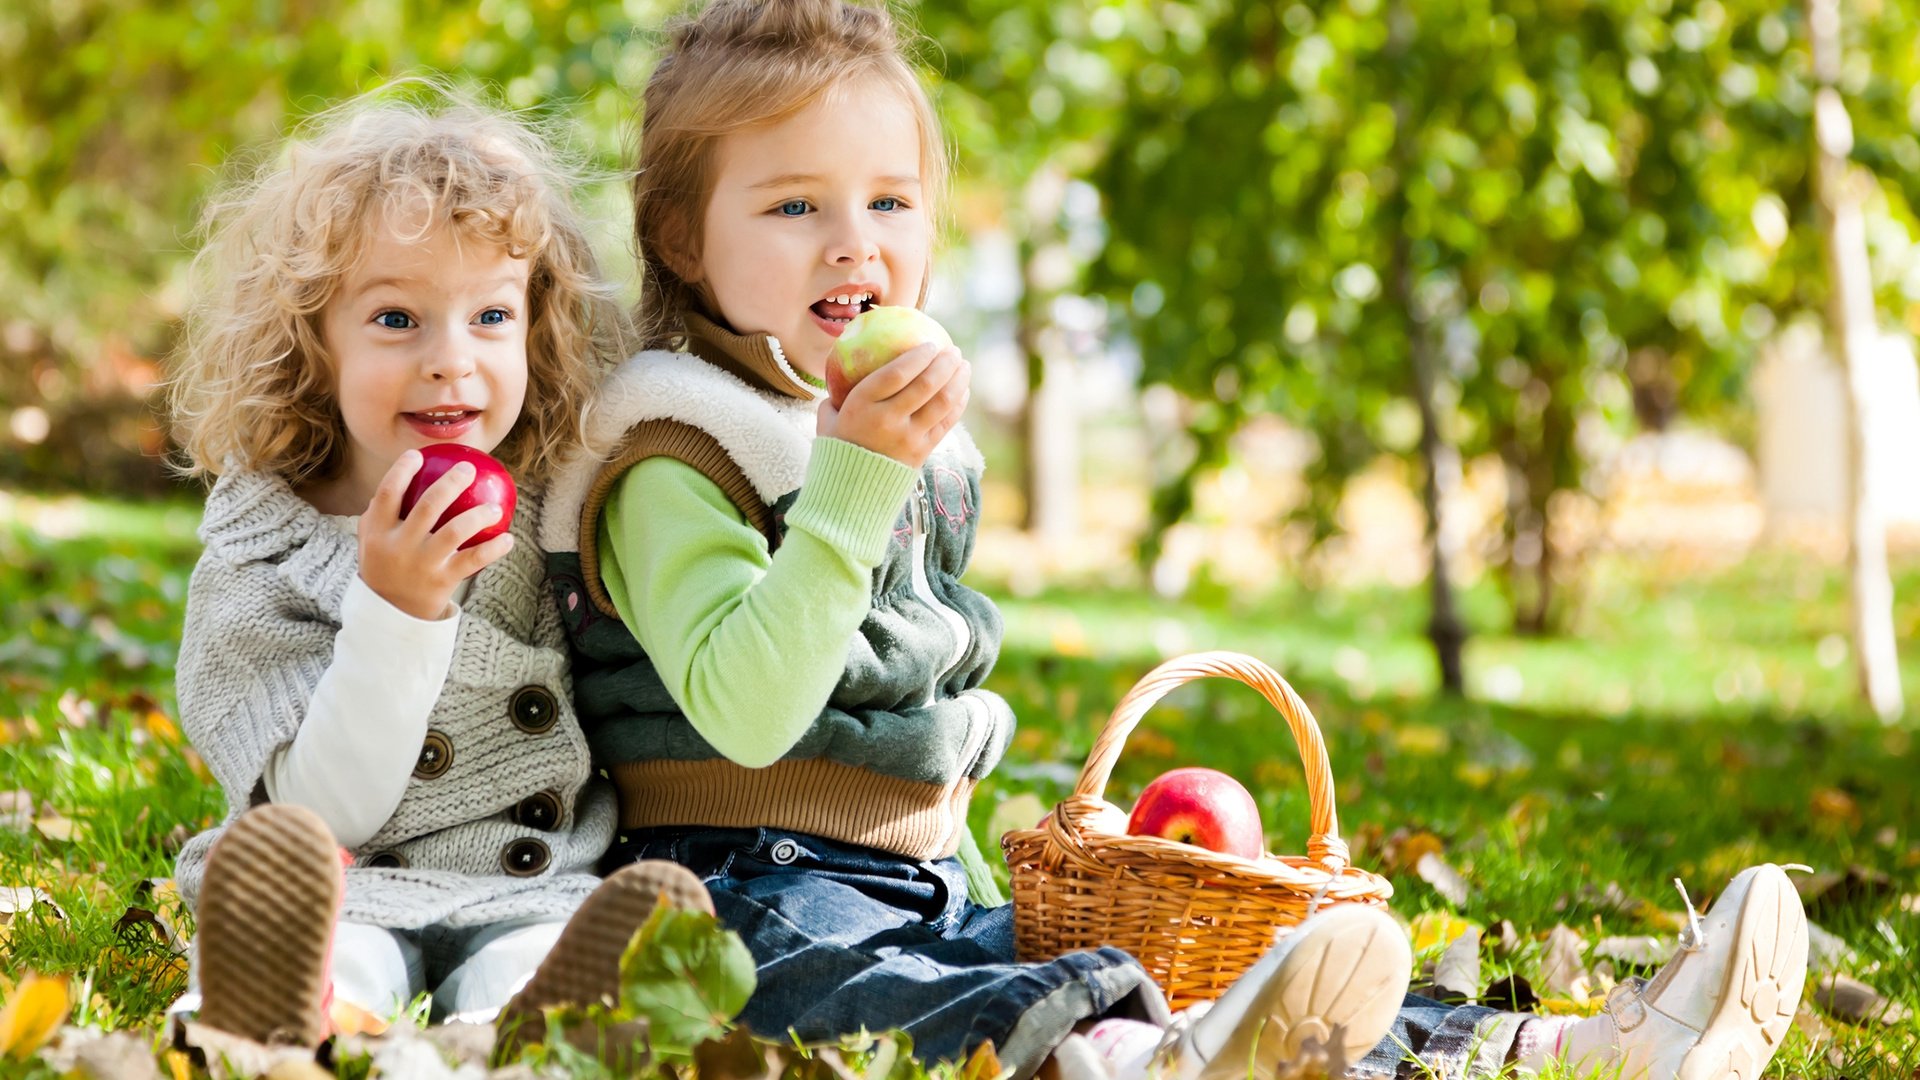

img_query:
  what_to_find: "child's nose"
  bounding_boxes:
[825,214,880,266]
[422,335,478,381]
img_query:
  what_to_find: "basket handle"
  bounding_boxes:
[1073,650,1351,871]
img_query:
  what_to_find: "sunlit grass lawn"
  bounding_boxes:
[2,488,1916,1076]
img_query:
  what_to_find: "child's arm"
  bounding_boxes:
[259,577,459,848]
[599,438,917,767]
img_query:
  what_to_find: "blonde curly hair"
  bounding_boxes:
[170,81,627,489]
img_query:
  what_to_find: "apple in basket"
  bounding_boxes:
[399,444,518,550]
[1125,767,1264,859]
[828,306,955,407]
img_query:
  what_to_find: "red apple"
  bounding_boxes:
[398,444,517,550]
[828,306,954,407]
[1125,767,1264,859]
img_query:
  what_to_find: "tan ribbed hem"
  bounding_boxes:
[611,757,975,861]
[579,420,776,621]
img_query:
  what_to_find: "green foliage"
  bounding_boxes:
[0,0,666,492]
[1084,0,1920,631]
[618,904,757,1051]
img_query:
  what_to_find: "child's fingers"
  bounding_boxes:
[431,500,506,553]
[403,461,478,533]
[449,532,515,579]
[848,342,941,404]
[368,450,425,523]
[886,347,966,415]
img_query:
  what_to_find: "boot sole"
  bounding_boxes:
[1675,864,1808,1080]
[1205,904,1412,1077]
[194,804,342,1047]
[495,860,713,1053]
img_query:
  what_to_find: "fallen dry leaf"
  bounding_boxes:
[1431,926,1481,1002]
[0,971,69,1060]
[33,814,77,844]
[1537,924,1590,999]
[327,996,389,1037]
[1806,923,1859,975]
[0,792,32,834]
[958,1036,1004,1080]
[1414,851,1469,907]
[55,691,95,730]
[1591,935,1675,967]
[37,1027,161,1080]
[1813,973,1911,1026]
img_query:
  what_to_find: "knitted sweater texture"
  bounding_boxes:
[173,470,616,929]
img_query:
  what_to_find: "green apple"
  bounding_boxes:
[828,306,953,406]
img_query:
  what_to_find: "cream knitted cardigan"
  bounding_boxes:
[172,470,616,929]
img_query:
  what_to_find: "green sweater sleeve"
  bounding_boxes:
[598,438,919,768]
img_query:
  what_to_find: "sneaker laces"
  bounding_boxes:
[1673,878,1706,951]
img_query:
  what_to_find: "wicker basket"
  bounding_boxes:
[1002,651,1394,1010]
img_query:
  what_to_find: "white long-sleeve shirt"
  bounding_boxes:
[261,573,465,849]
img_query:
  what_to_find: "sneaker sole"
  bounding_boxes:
[495,860,713,1053]
[1207,904,1412,1077]
[1675,864,1808,1080]
[194,804,342,1047]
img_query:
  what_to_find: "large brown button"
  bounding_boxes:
[413,730,453,779]
[501,838,551,877]
[509,686,558,734]
[364,851,408,869]
[512,790,563,831]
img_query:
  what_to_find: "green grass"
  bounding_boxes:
[1,489,1916,1076]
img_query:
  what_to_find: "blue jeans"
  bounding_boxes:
[612,828,1520,1079]
[611,827,1170,1079]
[1354,995,1517,1077]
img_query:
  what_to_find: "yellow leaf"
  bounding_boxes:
[32,816,76,843]
[1408,911,1479,954]
[1393,724,1448,756]
[0,971,69,1059]
[165,1049,194,1080]
[143,710,180,744]
[327,997,389,1037]
[1049,616,1089,658]
[958,1038,1005,1080]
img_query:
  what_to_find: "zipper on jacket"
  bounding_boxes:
[909,476,973,705]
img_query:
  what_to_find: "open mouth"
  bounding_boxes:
[810,291,876,325]
[407,408,479,427]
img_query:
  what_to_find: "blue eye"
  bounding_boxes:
[872,197,901,212]
[375,311,414,330]
[477,308,509,326]
[778,200,810,217]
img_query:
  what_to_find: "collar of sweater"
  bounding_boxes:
[681,310,823,401]
[540,345,983,557]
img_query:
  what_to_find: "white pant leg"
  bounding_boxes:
[433,916,569,1023]
[329,920,423,1020]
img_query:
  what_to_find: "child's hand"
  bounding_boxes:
[357,450,515,620]
[817,343,970,470]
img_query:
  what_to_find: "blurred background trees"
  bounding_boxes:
[5,0,1916,709]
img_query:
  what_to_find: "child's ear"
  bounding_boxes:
[656,217,701,284]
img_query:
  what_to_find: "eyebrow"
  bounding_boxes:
[747,172,923,191]
[351,275,528,298]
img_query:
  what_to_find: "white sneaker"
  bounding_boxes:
[1561,863,1808,1080]
[1162,904,1411,1079]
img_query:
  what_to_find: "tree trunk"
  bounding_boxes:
[1015,168,1080,542]
[1387,0,1466,693]
[1807,0,1904,721]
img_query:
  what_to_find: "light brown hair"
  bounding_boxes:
[169,80,628,488]
[632,0,949,348]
